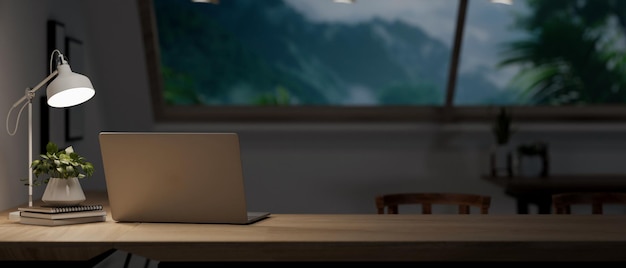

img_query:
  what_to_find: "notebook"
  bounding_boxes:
[98,132,270,224]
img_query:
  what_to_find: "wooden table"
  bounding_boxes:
[483,174,626,214]
[1,192,626,263]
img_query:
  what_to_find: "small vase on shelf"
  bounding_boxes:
[489,143,513,177]
[489,107,514,177]
[515,141,549,178]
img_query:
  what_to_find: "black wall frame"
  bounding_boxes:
[64,37,86,141]
[42,20,66,154]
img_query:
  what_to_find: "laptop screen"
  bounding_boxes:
[98,132,268,224]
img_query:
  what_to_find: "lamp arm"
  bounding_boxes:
[27,69,59,102]
[6,70,59,136]
[5,69,59,208]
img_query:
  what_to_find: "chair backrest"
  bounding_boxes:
[552,192,626,214]
[375,193,491,214]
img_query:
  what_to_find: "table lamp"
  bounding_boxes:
[5,49,95,210]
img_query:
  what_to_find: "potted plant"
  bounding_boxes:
[490,107,514,177]
[27,141,95,206]
[492,107,513,146]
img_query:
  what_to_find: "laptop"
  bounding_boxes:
[98,132,270,224]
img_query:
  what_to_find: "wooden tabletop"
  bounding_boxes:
[1,192,626,262]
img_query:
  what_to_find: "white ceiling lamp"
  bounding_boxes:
[191,0,220,4]
[334,0,356,4]
[490,0,513,5]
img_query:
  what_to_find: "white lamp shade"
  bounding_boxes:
[47,64,95,108]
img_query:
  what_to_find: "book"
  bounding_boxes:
[20,210,107,220]
[18,204,103,214]
[19,215,106,226]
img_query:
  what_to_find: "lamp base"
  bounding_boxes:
[8,211,20,221]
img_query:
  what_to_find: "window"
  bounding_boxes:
[138,0,626,122]
[459,0,626,107]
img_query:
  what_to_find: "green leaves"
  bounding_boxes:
[24,141,95,187]
[46,141,59,154]
[492,107,513,145]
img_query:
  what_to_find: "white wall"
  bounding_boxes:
[2,0,626,215]
[0,0,105,210]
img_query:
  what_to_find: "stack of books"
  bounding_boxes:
[17,204,107,226]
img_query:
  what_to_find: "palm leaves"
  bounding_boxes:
[499,0,626,105]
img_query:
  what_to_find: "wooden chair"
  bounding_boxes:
[552,192,626,214]
[375,193,491,214]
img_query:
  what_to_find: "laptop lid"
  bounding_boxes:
[98,132,269,224]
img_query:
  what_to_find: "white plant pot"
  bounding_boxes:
[42,177,86,206]
[489,144,512,177]
[518,155,544,177]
